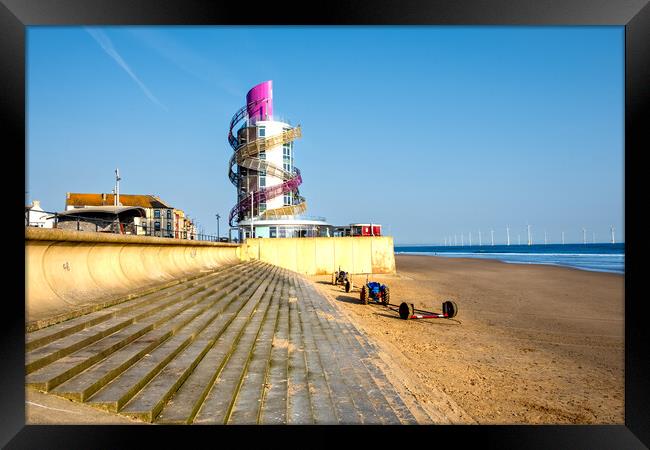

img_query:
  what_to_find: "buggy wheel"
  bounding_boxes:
[345,280,351,293]
[360,286,368,304]
[399,302,414,320]
[382,287,390,306]
[442,300,458,318]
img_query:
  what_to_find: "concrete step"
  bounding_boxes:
[26,262,250,351]
[308,281,420,424]
[164,267,282,424]
[292,274,378,423]
[302,278,421,424]
[226,273,284,424]
[291,277,360,424]
[84,264,272,412]
[284,278,314,424]
[156,268,282,424]
[25,264,256,374]
[293,274,400,424]
[120,267,280,423]
[288,275,340,424]
[257,271,291,425]
[298,276,416,424]
[29,263,261,393]
[51,264,262,403]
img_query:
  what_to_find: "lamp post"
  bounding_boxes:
[216,214,221,242]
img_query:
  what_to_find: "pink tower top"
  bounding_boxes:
[246,80,273,124]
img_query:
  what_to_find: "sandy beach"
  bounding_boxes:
[310,254,624,424]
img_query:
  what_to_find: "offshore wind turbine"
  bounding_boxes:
[469,231,472,246]
[506,225,510,246]
[611,225,615,244]
[478,230,482,246]
[562,231,565,245]
[518,234,521,245]
[527,224,532,246]
[461,233,464,246]
[544,230,547,245]
[582,228,587,245]
[454,234,458,246]
[491,229,495,246]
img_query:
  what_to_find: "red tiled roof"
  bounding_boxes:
[65,193,172,209]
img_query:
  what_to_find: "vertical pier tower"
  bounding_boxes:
[227,80,330,240]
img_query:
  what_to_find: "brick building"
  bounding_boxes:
[65,192,197,239]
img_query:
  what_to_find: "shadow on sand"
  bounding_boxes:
[335,295,361,305]
[373,311,462,326]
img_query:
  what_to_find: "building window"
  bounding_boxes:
[154,209,160,219]
[283,145,292,172]
[167,222,172,230]
[284,193,292,206]
[259,150,266,160]
[166,210,172,220]
[270,226,277,238]
[259,176,266,188]
[259,202,266,213]
[154,221,161,231]
[258,126,266,137]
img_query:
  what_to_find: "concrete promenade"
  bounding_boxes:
[26,261,420,424]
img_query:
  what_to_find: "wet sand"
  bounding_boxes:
[310,254,624,424]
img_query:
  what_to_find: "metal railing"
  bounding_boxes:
[227,96,306,227]
[25,209,233,243]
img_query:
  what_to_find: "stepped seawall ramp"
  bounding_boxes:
[26,261,420,424]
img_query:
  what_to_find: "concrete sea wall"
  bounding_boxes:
[25,230,395,325]
[241,236,396,275]
[25,228,241,325]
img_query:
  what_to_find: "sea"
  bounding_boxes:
[393,243,625,274]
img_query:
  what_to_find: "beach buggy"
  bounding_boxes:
[332,267,353,292]
[360,279,390,305]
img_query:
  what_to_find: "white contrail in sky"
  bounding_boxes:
[86,28,168,110]
[127,29,243,97]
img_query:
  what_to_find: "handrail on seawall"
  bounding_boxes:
[25,228,244,326]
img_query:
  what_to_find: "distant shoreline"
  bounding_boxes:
[393,243,624,275]
[395,252,624,275]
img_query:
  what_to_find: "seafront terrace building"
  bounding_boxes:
[64,192,197,238]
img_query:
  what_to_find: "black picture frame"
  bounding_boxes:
[3,0,648,448]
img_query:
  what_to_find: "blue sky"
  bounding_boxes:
[27,26,624,245]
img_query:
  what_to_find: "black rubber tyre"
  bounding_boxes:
[345,280,351,293]
[399,302,413,320]
[442,300,458,318]
[382,287,390,306]
[360,286,368,304]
